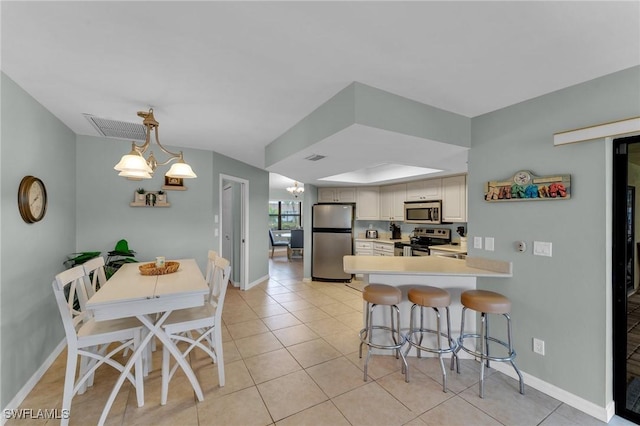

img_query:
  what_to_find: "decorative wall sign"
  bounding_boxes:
[163,176,187,191]
[484,170,570,202]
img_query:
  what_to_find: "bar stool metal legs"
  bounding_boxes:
[457,290,525,398]
[358,284,407,382]
[403,286,458,392]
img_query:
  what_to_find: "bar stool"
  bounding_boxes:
[359,284,407,382]
[457,289,525,398]
[403,286,458,392]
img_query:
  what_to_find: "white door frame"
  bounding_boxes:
[221,184,234,284]
[219,174,249,290]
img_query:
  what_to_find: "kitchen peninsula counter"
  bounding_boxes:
[343,255,512,357]
[343,255,511,277]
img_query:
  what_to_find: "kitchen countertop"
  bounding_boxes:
[354,238,409,243]
[428,244,468,254]
[343,255,511,277]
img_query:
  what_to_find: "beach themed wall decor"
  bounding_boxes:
[484,170,571,202]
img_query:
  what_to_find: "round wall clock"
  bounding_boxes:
[18,175,48,223]
[514,171,532,185]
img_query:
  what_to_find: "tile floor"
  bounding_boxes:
[10,256,630,425]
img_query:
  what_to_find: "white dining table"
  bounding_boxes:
[86,259,208,425]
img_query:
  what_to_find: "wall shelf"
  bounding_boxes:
[130,201,171,207]
[161,185,187,191]
[131,190,170,207]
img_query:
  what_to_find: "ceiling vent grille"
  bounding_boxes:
[304,154,326,161]
[83,113,147,141]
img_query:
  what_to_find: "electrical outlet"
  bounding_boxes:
[533,338,545,355]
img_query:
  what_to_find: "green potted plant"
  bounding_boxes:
[105,239,137,279]
[135,187,145,202]
[157,189,165,203]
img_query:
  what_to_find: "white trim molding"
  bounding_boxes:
[219,174,250,291]
[247,274,269,291]
[554,117,640,146]
[490,362,613,423]
[2,340,66,425]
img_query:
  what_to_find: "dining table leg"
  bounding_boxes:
[136,311,205,403]
[97,324,151,426]
[97,311,204,426]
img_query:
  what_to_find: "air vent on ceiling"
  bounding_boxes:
[304,154,326,161]
[83,113,147,141]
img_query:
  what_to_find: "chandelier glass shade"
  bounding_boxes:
[286,181,304,197]
[114,108,197,179]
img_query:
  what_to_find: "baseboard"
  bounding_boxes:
[245,274,269,291]
[2,339,66,425]
[490,362,612,423]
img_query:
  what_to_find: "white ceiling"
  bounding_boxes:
[2,1,639,189]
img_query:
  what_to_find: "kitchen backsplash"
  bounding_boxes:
[354,220,467,242]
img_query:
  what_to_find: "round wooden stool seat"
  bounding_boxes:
[363,284,401,305]
[408,286,451,308]
[461,290,511,314]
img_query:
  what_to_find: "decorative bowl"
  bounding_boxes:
[139,261,180,276]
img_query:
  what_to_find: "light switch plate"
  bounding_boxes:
[485,237,495,251]
[474,237,482,249]
[533,241,552,257]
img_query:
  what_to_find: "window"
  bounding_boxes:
[269,201,302,230]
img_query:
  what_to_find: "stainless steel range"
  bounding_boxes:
[394,228,451,256]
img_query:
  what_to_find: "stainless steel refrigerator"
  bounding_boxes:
[312,203,354,282]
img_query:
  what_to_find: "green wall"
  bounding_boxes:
[75,135,215,270]
[1,73,76,408]
[75,136,269,283]
[468,65,640,407]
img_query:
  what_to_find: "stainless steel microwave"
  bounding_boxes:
[404,201,442,224]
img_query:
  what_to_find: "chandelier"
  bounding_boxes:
[286,181,304,198]
[114,108,197,179]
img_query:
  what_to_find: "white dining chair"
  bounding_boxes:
[52,266,145,425]
[82,255,153,375]
[82,256,108,296]
[160,255,231,405]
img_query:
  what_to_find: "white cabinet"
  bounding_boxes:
[355,240,373,256]
[442,175,467,222]
[355,239,394,256]
[379,184,406,221]
[356,187,379,220]
[373,241,395,256]
[406,179,442,201]
[318,187,356,203]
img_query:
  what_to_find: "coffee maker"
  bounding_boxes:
[390,222,401,239]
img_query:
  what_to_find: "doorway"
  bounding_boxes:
[613,135,640,423]
[220,174,249,290]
